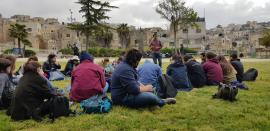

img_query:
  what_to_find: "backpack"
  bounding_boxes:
[243,68,258,81]
[80,95,112,114]
[48,96,73,122]
[157,74,178,99]
[213,83,238,102]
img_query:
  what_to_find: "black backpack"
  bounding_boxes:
[213,83,238,102]
[48,96,74,122]
[158,74,178,99]
[243,68,258,81]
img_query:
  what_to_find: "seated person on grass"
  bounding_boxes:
[230,53,244,83]
[63,56,80,77]
[167,55,192,91]
[16,56,39,76]
[202,52,223,86]
[0,58,15,109]
[69,51,106,102]
[137,59,162,91]
[217,55,248,89]
[8,61,57,121]
[42,54,61,79]
[184,55,206,88]
[111,49,176,108]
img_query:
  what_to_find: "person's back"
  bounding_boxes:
[138,60,162,87]
[0,73,13,108]
[203,58,223,85]
[70,60,105,102]
[10,64,55,121]
[111,62,140,104]
[185,60,206,87]
[231,59,244,82]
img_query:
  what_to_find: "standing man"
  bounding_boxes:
[149,33,163,67]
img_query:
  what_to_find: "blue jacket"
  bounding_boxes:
[167,62,192,91]
[111,62,140,104]
[137,60,162,86]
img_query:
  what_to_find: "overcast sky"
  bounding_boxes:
[0,0,270,29]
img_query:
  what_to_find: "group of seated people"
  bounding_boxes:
[0,49,247,121]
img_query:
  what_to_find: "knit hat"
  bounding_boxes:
[79,51,93,62]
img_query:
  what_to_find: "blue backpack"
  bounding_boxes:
[80,83,112,114]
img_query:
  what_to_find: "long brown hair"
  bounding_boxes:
[24,61,41,74]
[0,58,11,73]
[5,55,16,74]
[217,55,234,75]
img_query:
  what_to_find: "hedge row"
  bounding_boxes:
[3,49,36,57]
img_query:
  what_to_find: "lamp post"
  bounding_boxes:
[171,15,177,54]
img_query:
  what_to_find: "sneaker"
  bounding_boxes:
[162,98,176,105]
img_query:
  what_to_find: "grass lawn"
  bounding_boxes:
[0,61,270,131]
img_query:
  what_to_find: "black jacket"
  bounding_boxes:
[231,59,244,82]
[185,60,206,87]
[42,61,61,74]
[9,72,56,121]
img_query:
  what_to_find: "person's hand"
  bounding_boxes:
[140,84,153,92]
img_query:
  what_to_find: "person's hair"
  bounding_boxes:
[206,52,217,59]
[0,54,6,58]
[48,54,57,62]
[200,52,206,57]
[125,49,142,68]
[27,56,39,62]
[101,58,110,67]
[183,55,193,62]
[24,61,41,74]
[230,53,238,60]
[172,54,183,63]
[0,58,11,73]
[217,55,234,75]
[5,55,16,74]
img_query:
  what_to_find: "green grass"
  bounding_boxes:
[0,61,270,131]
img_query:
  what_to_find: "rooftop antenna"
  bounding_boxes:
[68,9,76,23]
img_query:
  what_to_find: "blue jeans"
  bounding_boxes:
[122,92,165,108]
[152,52,162,67]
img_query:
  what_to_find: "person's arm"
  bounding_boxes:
[55,63,61,70]
[42,63,50,73]
[0,78,7,101]
[166,65,171,76]
[98,68,106,89]
[119,69,141,95]
[139,83,153,92]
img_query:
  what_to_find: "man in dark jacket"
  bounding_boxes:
[63,56,79,76]
[184,55,206,88]
[9,62,57,121]
[167,55,192,91]
[230,53,244,83]
[42,54,61,78]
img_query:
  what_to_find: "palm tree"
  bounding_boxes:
[95,27,113,48]
[9,23,31,56]
[259,29,270,48]
[117,24,130,48]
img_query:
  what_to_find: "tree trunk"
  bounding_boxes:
[18,38,22,56]
[173,23,177,54]
[86,34,89,51]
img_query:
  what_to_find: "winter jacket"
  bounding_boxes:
[111,62,140,104]
[185,60,206,87]
[231,59,244,82]
[9,72,56,121]
[42,61,61,76]
[0,73,15,109]
[137,60,162,86]
[203,59,223,84]
[70,60,105,102]
[167,62,192,91]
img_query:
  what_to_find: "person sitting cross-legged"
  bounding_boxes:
[111,49,176,108]
[137,59,162,92]
[202,52,223,85]
[8,61,57,121]
[167,55,192,91]
[69,51,106,102]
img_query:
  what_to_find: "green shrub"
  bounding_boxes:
[88,48,99,57]
[58,48,73,55]
[3,49,12,54]
[24,49,36,57]
[183,48,197,54]
[161,48,173,54]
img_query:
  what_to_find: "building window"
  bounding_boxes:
[196,28,202,33]
[66,34,70,37]
[183,29,188,33]
[169,42,174,46]
[183,39,188,44]
[27,28,32,32]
